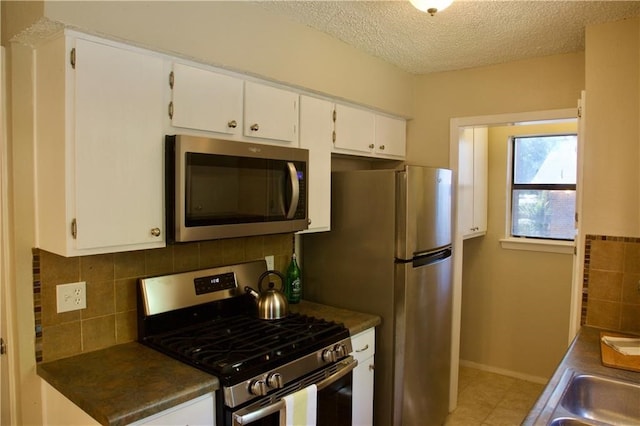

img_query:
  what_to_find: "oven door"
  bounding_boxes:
[229,357,356,426]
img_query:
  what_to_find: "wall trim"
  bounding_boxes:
[459,359,548,385]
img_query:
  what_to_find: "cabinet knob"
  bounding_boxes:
[228,120,238,129]
[308,219,312,225]
[379,145,385,150]
[151,228,161,237]
[250,123,260,132]
[368,364,375,371]
[368,143,375,149]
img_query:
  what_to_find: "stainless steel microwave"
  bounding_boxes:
[166,135,309,242]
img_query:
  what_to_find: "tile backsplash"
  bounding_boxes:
[33,234,294,362]
[583,235,640,333]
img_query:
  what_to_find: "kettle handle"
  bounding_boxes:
[258,270,286,292]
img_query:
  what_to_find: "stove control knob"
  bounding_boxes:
[267,373,284,389]
[322,348,337,363]
[334,344,347,358]
[249,380,268,396]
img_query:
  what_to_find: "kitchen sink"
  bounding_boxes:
[547,369,640,425]
[548,418,592,426]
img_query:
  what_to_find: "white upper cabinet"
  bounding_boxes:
[333,104,376,155]
[169,62,243,135]
[298,96,334,233]
[35,33,166,256]
[374,114,406,158]
[243,81,299,145]
[458,127,488,239]
[333,103,406,159]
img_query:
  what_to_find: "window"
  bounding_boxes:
[510,134,577,241]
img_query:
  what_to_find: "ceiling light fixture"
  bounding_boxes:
[410,0,454,16]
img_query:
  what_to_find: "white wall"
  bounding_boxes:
[583,17,640,237]
[410,52,585,168]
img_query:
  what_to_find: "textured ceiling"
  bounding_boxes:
[256,0,640,74]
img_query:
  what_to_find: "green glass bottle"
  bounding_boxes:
[285,253,302,304]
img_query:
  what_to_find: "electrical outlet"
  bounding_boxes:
[56,282,87,313]
[265,255,275,270]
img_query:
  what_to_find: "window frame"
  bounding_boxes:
[507,132,578,242]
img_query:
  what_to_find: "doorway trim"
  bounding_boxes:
[447,107,580,411]
[0,45,18,426]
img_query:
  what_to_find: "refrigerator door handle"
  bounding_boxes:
[412,247,452,267]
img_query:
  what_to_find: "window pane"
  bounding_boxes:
[511,189,576,240]
[514,135,577,184]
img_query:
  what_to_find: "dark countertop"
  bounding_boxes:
[292,299,382,335]
[522,326,640,425]
[37,342,219,426]
[37,300,381,426]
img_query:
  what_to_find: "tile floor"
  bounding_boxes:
[445,366,546,426]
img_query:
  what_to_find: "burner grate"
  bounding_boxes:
[145,313,348,383]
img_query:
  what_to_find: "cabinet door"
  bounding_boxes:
[351,328,375,426]
[298,96,333,233]
[458,127,475,237]
[374,115,406,158]
[170,62,243,135]
[333,104,375,154]
[353,355,374,426]
[74,38,165,250]
[458,127,488,239]
[133,393,215,425]
[244,81,298,144]
[472,127,488,235]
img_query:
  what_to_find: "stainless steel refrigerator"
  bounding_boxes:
[302,165,453,426]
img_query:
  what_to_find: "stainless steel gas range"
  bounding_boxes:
[137,260,355,426]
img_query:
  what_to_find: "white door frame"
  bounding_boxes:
[0,45,18,426]
[447,107,580,411]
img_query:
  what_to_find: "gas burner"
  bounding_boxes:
[144,313,349,384]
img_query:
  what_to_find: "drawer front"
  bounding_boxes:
[351,328,375,362]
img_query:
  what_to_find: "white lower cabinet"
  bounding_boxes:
[41,380,214,426]
[351,328,375,426]
[132,393,215,426]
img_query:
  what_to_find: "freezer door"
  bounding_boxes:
[394,253,452,426]
[396,166,452,260]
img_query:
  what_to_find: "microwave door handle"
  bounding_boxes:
[285,162,299,219]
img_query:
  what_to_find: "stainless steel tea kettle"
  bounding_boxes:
[245,270,289,320]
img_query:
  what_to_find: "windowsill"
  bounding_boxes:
[499,237,574,254]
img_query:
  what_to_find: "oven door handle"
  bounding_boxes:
[315,357,357,391]
[232,357,358,425]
